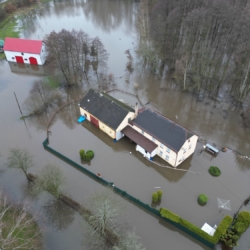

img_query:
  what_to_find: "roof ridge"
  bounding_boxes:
[101,91,135,112]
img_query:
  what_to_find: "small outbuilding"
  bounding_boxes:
[3,37,46,65]
[79,89,136,141]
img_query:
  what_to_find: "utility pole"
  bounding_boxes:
[14,92,23,116]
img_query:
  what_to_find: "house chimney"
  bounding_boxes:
[135,102,138,118]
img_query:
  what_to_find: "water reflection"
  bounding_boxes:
[83,0,135,33]
[8,62,45,76]
[42,199,75,230]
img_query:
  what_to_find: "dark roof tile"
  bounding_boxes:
[80,89,134,130]
[133,109,195,152]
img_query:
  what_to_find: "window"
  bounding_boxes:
[183,148,186,154]
[152,137,155,142]
[188,139,190,143]
[24,59,27,61]
[12,57,14,59]
[166,147,170,153]
[160,143,164,149]
[159,151,163,156]
[141,130,144,135]
[165,155,169,161]
[189,144,192,149]
[21,53,24,55]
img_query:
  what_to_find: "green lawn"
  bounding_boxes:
[0,15,19,59]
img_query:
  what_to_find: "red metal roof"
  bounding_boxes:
[3,37,43,54]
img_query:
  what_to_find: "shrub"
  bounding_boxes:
[236,211,250,228]
[85,154,91,162]
[86,150,94,160]
[198,194,208,205]
[157,190,163,200]
[208,166,221,176]
[79,149,85,160]
[152,192,158,203]
[234,222,246,235]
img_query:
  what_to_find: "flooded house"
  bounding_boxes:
[79,89,136,141]
[79,89,198,167]
[124,109,198,167]
[3,37,46,65]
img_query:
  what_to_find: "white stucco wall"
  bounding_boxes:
[4,47,46,65]
[175,134,198,167]
[80,108,90,121]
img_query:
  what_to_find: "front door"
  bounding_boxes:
[90,116,99,127]
[15,56,24,63]
[29,57,38,65]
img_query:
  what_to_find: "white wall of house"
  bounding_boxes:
[40,43,47,64]
[116,112,135,136]
[136,145,147,156]
[80,108,90,121]
[175,134,198,167]
[157,145,177,167]
[116,131,123,141]
[132,124,177,166]
[4,50,45,65]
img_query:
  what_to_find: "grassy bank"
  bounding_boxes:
[0,14,19,59]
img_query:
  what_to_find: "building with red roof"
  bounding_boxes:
[3,38,46,65]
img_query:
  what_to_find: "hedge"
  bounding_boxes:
[160,207,233,244]
[160,208,180,223]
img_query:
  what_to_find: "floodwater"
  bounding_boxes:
[1,0,250,249]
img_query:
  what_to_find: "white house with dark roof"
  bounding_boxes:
[122,108,198,167]
[79,89,136,140]
[4,37,46,65]
[79,90,198,167]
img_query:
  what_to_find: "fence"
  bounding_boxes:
[43,138,216,249]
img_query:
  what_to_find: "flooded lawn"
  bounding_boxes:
[1,0,250,249]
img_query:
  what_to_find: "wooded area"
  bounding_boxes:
[137,0,250,103]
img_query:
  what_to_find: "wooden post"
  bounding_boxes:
[14,92,23,115]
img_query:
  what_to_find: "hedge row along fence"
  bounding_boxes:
[43,138,232,249]
[160,208,233,248]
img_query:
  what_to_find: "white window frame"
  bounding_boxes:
[166,147,170,153]
[160,143,164,149]
[141,130,144,135]
[159,151,163,156]
[165,155,169,161]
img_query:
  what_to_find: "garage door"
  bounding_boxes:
[90,116,99,127]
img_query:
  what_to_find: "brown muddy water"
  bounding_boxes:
[1,0,250,249]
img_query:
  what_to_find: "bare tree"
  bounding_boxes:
[24,79,63,117]
[45,30,108,87]
[32,163,65,198]
[0,190,42,250]
[87,188,122,238]
[113,230,145,250]
[6,148,33,179]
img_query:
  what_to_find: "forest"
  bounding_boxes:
[137,0,250,106]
